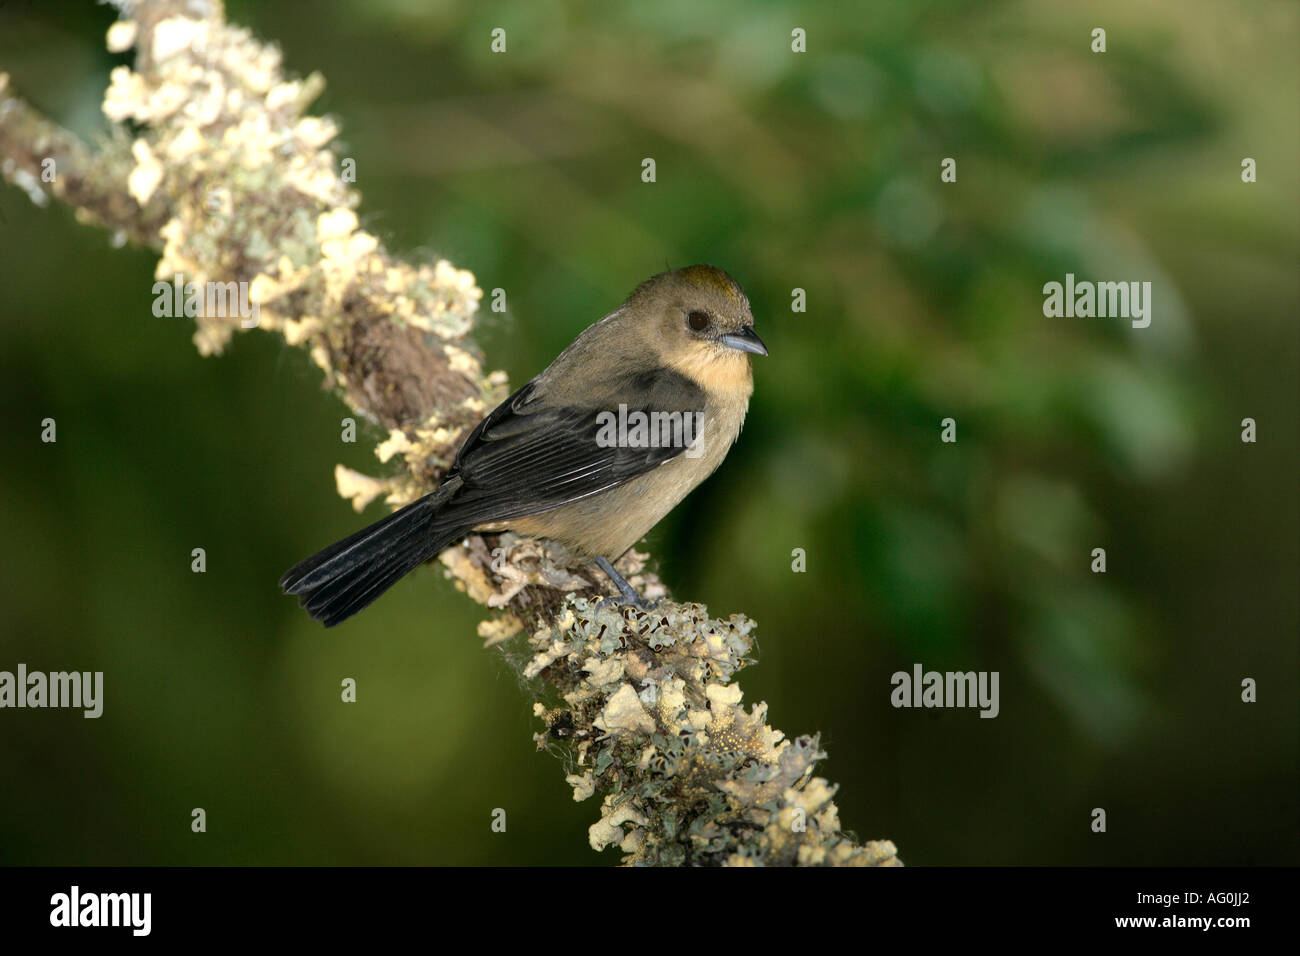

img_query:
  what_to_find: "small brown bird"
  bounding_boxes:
[280,265,767,626]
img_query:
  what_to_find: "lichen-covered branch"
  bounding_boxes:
[0,0,899,866]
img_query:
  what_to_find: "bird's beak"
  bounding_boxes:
[720,326,768,356]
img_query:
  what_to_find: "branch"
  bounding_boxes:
[0,0,899,866]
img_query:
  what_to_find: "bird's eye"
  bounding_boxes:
[687,310,710,332]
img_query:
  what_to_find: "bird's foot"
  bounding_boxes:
[597,593,660,613]
[594,556,658,612]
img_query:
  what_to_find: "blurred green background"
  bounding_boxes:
[0,0,1295,866]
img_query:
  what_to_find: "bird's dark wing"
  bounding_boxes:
[439,369,707,525]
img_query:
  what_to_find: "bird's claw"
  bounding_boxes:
[597,594,659,613]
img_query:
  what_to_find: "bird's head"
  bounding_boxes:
[626,265,767,387]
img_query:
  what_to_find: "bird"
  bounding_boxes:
[280,264,767,627]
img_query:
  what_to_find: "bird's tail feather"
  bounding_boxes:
[280,492,467,627]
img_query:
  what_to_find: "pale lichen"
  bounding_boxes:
[522,596,898,865]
